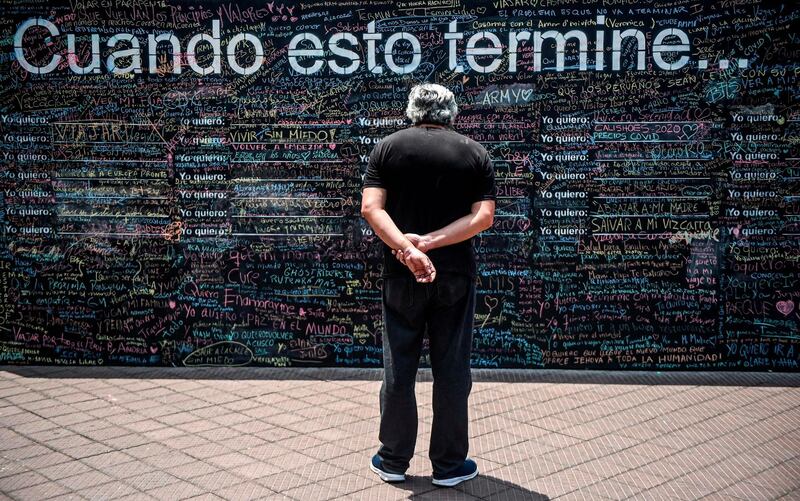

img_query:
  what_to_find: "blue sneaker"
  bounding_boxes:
[370,454,406,482]
[432,458,479,487]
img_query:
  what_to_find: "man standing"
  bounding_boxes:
[360,83,496,487]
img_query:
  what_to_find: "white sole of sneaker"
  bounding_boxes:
[432,469,479,487]
[370,462,405,482]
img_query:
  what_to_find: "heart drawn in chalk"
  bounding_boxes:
[168,300,176,309]
[150,346,159,354]
[484,296,499,311]
[776,300,795,316]
[520,89,533,101]
[682,123,699,140]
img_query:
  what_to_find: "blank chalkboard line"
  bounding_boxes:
[231,160,344,163]
[55,194,347,200]
[233,178,343,180]
[56,195,169,198]
[51,121,150,125]
[53,179,347,183]
[595,196,709,199]
[50,159,167,163]
[594,121,715,123]
[759,335,800,341]
[229,122,526,127]
[231,215,344,218]
[52,141,165,144]
[596,177,712,180]
[231,197,344,199]
[60,232,164,236]
[464,122,527,125]
[230,123,351,126]
[230,142,344,144]
[596,158,711,161]
[590,215,709,218]
[58,214,170,218]
[54,178,169,181]
[232,233,344,236]
[232,179,344,182]
[57,232,346,237]
[595,140,714,142]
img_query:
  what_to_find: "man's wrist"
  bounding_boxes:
[421,234,438,251]
[399,239,416,254]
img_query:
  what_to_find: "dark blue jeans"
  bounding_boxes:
[377,271,476,477]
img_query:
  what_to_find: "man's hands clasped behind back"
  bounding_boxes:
[391,233,436,283]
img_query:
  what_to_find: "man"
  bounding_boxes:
[360,83,496,488]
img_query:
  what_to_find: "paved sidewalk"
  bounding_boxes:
[0,367,798,500]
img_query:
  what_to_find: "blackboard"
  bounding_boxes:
[2,1,798,370]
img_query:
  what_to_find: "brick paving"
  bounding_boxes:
[0,367,798,500]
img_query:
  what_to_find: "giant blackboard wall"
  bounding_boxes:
[1,1,798,370]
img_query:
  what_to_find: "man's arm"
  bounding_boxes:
[360,187,437,282]
[412,200,495,251]
[360,187,416,251]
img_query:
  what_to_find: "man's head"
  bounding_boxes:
[405,83,458,126]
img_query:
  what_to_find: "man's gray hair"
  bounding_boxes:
[405,83,458,126]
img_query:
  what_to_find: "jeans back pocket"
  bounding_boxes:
[383,276,412,312]
[434,273,471,308]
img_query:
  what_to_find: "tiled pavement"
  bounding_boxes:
[0,367,798,501]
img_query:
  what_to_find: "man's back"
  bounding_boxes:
[363,125,496,278]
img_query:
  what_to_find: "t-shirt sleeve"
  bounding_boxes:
[362,141,386,189]
[472,150,496,202]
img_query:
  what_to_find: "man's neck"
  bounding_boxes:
[415,122,447,129]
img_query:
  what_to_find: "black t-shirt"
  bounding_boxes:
[362,125,496,278]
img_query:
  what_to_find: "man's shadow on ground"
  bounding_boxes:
[376,472,548,500]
